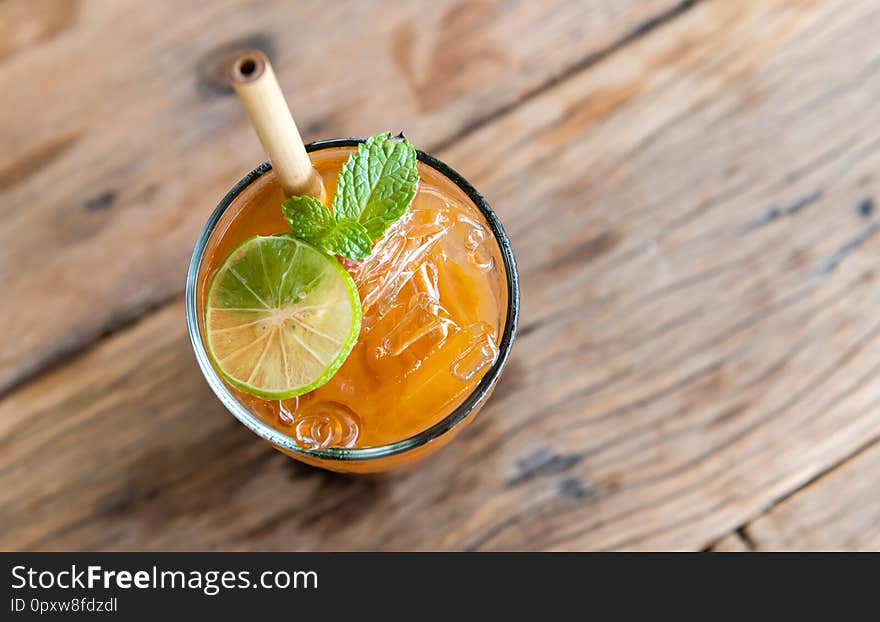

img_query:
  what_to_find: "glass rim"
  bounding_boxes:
[185,137,520,462]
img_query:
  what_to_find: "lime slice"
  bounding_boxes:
[205,235,361,399]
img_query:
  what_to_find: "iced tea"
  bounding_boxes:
[193,141,514,470]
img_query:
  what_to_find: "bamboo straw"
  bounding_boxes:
[228,50,324,200]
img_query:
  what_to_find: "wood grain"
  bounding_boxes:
[0,0,681,394]
[735,441,880,551]
[4,0,880,551]
[444,0,880,550]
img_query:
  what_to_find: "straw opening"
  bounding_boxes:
[229,51,266,83]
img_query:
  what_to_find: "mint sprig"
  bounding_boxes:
[281,132,419,260]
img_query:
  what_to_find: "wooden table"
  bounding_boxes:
[2,0,879,551]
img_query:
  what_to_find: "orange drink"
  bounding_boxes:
[187,139,518,472]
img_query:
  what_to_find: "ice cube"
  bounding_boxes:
[457,214,496,272]
[395,320,496,410]
[401,188,453,237]
[290,401,360,449]
[277,397,299,426]
[412,260,440,300]
[376,292,458,359]
[350,194,453,326]
[451,321,499,381]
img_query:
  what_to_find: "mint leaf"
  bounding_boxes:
[282,195,334,246]
[282,197,371,259]
[333,132,418,240]
[322,219,372,259]
[280,132,419,260]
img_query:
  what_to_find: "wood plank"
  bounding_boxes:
[4,0,880,550]
[0,0,681,393]
[733,442,880,551]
